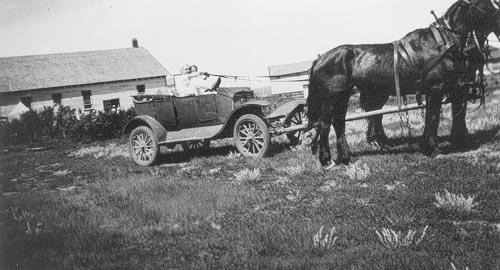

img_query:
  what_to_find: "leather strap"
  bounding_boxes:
[401,40,417,68]
[431,27,445,48]
[393,41,402,110]
[398,45,413,72]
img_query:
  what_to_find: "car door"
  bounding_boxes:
[196,94,218,123]
[173,96,198,129]
[154,96,176,129]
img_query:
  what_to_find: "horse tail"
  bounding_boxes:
[306,59,321,128]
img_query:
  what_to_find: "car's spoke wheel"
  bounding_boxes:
[234,114,270,157]
[181,140,210,152]
[284,105,308,145]
[129,126,159,166]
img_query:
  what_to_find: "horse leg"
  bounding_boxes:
[318,84,352,166]
[450,86,469,147]
[361,89,389,146]
[318,95,334,166]
[422,87,443,156]
[332,91,353,164]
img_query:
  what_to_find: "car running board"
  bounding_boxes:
[159,124,224,145]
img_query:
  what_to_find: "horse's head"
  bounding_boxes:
[464,0,500,38]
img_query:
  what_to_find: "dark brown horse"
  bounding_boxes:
[307,0,500,167]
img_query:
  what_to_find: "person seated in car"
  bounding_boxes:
[188,65,222,95]
[175,65,221,97]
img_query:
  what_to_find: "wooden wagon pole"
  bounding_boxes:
[345,103,425,122]
[273,102,428,135]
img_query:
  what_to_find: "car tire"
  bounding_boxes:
[129,126,159,166]
[233,114,270,158]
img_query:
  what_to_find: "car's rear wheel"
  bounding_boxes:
[234,114,270,158]
[284,105,308,145]
[181,140,210,152]
[129,126,159,166]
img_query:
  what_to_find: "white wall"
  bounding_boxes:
[0,77,170,116]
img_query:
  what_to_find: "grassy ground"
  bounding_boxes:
[1,91,499,269]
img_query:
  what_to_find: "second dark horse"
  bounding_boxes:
[307,0,500,167]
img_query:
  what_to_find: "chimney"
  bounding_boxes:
[132,38,139,48]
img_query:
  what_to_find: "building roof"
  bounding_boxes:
[268,60,313,77]
[0,47,169,93]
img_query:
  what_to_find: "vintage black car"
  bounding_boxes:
[124,87,307,165]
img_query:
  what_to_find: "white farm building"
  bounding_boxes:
[0,40,174,117]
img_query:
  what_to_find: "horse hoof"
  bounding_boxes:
[322,160,337,171]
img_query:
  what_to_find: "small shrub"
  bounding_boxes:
[0,106,136,146]
[227,151,241,159]
[450,262,470,270]
[149,167,167,177]
[234,168,261,184]
[375,225,429,249]
[434,189,478,212]
[2,206,43,235]
[275,176,291,185]
[385,210,422,227]
[312,226,338,255]
[286,190,301,202]
[344,163,370,180]
[280,163,306,177]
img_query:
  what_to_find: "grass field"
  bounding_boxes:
[1,91,499,269]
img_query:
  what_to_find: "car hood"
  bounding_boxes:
[217,87,253,98]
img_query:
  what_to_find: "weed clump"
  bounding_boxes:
[1,206,43,235]
[344,163,370,180]
[312,226,338,255]
[234,168,261,184]
[375,225,429,249]
[434,189,478,212]
[280,163,306,177]
[227,151,241,159]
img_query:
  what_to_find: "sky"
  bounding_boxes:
[0,0,460,77]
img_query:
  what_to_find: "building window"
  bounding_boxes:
[166,76,175,86]
[137,84,145,94]
[52,93,62,105]
[82,90,92,110]
[103,99,120,112]
[20,96,32,108]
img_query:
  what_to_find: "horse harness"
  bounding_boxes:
[392,0,492,109]
[392,25,460,109]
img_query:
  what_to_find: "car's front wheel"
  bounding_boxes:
[129,126,159,166]
[233,114,270,158]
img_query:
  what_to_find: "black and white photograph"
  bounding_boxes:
[1,0,499,269]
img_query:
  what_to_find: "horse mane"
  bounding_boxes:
[444,0,464,18]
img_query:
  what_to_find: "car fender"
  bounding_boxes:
[123,115,167,142]
[266,99,306,121]
[215,100,270,138]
